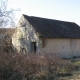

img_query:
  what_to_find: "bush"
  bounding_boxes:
[0,52,76,80]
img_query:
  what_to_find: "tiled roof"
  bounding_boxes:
[0,28,15,37]
[23,14,80,38]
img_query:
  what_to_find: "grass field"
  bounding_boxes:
[58,57,80,80]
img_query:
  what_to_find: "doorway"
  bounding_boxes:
[30,42,36,52]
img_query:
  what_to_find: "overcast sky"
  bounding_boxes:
[8,0,80,26]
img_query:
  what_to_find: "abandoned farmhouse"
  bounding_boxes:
[11,14,80,58]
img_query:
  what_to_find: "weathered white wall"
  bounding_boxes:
[24,19,41,53]
[40,38,80,58]
[12,28,21,52]
[12,15,27,52]
[12,15,41,53]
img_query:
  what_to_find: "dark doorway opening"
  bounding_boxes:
[31,42,36,52]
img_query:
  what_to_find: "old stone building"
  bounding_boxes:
[12,14,80,58]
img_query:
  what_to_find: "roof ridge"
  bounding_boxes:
[22,14,80,38]
[23,14,75,24]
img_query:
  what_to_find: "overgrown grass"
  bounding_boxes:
[0,52,79,80]
[59,57,80,80]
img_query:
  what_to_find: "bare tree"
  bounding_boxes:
[0,0,19,27]
[0,0,19,52]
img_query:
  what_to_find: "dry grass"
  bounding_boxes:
[0,52,79,80]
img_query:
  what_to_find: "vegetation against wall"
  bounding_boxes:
[0,52,79,80]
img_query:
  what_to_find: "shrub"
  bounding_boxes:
[0,52,76,80]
